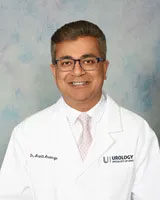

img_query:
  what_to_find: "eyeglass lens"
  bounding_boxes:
[57,57,101,71]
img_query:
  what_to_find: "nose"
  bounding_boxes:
[71,60,86,76]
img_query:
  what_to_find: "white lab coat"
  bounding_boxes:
[0,95,160,200]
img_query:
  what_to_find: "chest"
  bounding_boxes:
[26,141,135,200]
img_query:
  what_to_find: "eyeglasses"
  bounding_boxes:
[54,57,105,72]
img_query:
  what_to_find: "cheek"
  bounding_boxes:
[55,71,67,81]
[92,70,105,82]
[94,73,106,89]
[55,73,69,91]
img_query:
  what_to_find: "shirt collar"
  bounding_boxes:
[63,93,107,125]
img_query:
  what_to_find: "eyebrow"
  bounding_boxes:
[57,56,73,60]
[57,54,97,60]
[81,54,97,59]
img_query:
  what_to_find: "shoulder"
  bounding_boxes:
[12,97,64,139]
[106,94,157,140]
[106,94,147,123]
[105,95,159,161]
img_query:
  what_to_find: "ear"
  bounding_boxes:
[103,60,109,80]
[50,64,56,78]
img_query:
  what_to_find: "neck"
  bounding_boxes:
[63,95,102,112]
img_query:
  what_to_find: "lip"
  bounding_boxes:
[69,81,89,87]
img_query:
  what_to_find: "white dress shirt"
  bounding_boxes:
[62,94,106,144]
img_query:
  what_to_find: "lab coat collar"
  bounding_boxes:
[105,95,123,133]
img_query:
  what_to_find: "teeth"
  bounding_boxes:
[72,82,87,86]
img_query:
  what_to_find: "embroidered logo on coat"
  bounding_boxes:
[103,155,134,163]
[30,153,58,161]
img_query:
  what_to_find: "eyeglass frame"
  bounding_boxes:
[54,57,105,71]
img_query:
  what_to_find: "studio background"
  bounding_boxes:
[0,0,160,166]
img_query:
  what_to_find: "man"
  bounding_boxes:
[0,20,160,200]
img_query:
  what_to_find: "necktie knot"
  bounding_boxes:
[78,113,91,129]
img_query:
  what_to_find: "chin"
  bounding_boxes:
[72,96,90,103]
[68,94,91,103]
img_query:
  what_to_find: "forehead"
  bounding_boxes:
[55,36,101,58]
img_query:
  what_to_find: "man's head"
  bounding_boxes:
[50,20,109,111]
[51,20,107,64]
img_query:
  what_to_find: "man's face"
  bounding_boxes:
[50,36,109,110]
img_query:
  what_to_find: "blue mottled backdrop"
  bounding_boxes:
[0,0,160,165]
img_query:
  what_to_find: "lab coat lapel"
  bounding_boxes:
[76,96,124,177]
[82,125,115,168]
[51,98,83,167]
[55,118,82,165]
[49,113,84,185]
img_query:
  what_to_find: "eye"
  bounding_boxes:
[60,59,73,66]
[82,58,96,65]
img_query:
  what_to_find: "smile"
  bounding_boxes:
[71,81,88,86]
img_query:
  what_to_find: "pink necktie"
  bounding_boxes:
[78,113,92,160]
